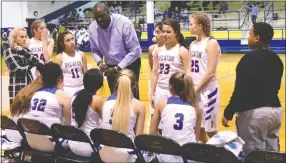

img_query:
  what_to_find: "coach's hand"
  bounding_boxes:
[105,67,117,77]
[222,117,230,127]
[98,62,108,73]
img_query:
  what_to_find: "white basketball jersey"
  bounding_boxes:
[189,37,221,86]
[28,38,45,79]
[26,87,63,127]
[61,51,84,87]
[102,94,137,140]
[157,44,183,89]
[71,91,101,135]
[28,38,45,62]
[160,96,197,145]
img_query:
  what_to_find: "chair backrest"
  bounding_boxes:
[134,134,186,161]
[51,123,97,152]
[17,118,51,136]
[1,115,18,130]
[182,143,239,163]
[90,128,144,161]
[90,128,135,149]
[244,151,286,163]
[1,115,26,139]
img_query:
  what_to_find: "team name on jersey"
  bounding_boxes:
[64,61,82,69]
[30,47,43,53]
[159,55,175,62]
[191,51,202,58]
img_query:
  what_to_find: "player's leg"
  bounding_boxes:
[205,86,220,138]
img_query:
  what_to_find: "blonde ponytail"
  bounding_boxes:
[112,69,136,134]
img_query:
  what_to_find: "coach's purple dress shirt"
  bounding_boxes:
[88,13,141,68]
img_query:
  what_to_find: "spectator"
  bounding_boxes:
[89,3,141,100]
[78,8,85,21]
[251,3,258,24]
[222,22,283,154]
[219,2,228,14]
[134,21,142,41]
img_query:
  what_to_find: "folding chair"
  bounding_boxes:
[17,118,61,163]
[134,134,187,163]
[182,143,241,163]
[1,115,24,162]
[244,150,286,163]
[90,128,145,163]
[50,123,102,163]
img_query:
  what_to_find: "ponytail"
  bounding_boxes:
[170,72,200,112]
[181,74,199,109]
[177,32,186,48]
[72,89,93,128]
[112,73,133,134]
[11,76,43,117]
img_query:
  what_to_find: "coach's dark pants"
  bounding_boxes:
[106,58,141,100]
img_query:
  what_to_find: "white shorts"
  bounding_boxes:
[197,84,220,132]
[154,86,171,107]
[69,141,94,157]
[63,85,84,97]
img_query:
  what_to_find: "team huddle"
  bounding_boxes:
[4,1,283,161]
[4,11,224,162]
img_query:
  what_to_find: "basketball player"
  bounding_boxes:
[5,76,43,143]
[150,72,202,162]
[24,62,71,152]
[148,22,166,71]
[69,69,104,157]
[147,22,166,116]
[189,13,221,143]
[100,69,146,162]
[55,32,87,97]
[150,18,190,108]
[26,19,54,79]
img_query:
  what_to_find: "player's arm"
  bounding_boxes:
[79,51,88,73]
[179,46,191,75]
[150,49,159,107]
[55,54,62,66]
[148,45,155,70]
[134,101,146,135]
[42,29,54,62]
[56,90,72,125]
[196,39,220,93]
[194,107,202,142]
[149,98,166,135]
[91,95,105,119]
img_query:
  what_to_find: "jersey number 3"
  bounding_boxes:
[174,113,184,130]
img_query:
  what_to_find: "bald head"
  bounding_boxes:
[93,2,111,29]
[93,3,109,13]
